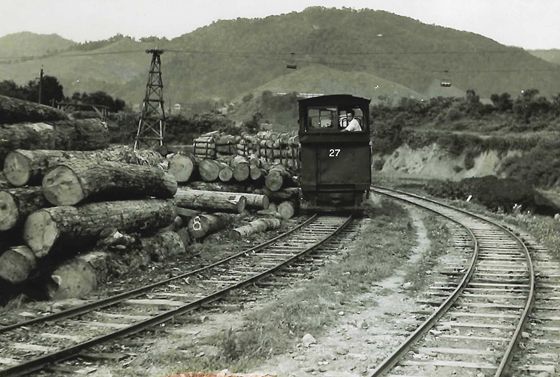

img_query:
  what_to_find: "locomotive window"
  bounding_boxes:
[339,108,364,131]
[308,107,337,129]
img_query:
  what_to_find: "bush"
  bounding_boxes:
[425,176,558,215]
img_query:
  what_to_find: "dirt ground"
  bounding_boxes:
[248,206,431,377]
[87,204,434,377]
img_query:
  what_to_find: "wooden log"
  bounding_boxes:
[256,209,283,219]
[0,245,37,284]
[249,164,264,181]
[194,149,215,155]
[187,213,238,240]
[265,164,296,192]
[230,218,281,240]
[231,155,250,182]
[46,230,186,299]
[174,188,246,213]
[198,159,220,182]
[217,161,234,182]
[0,187,48,231]
[186,181,251,193]
[0,122,56,163]
[141,230,186,262]
[24,199,176,258]
[254,187,301,201]
[42,160,177,206]
[52,118,109,150]
[175,227,191,248]
[4,146,166,187]
[177,188,267,210]
[168,153,196,183]
[0,95,68,124]
[277,201,296,220]
[241,193,269,210]
[0,171,7,189]
[175,206,201,222]
[47,250,110,299]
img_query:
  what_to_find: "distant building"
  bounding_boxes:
[172,103,181,114]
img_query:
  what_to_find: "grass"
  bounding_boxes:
[403,213,453,295]
[144,199,418,375]
[409,189,560,265]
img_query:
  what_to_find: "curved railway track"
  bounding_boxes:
[370,186,536,377]
[0,214,353,377]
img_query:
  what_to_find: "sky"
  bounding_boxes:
[1,0,559,49]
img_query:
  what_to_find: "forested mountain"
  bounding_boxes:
[0,32,76,58]
[1,7,560,107]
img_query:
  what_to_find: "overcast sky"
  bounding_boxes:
[1,0,559,49]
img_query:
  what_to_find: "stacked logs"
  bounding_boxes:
[193,130,300,169]
[0,146,184,300]
[236,131,300,169]
[0,118,110,164]
[165,129,302,223]
[0,109,303,300]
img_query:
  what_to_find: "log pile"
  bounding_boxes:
[0,118,110,164]
[0,145,182,299]
[237,131,300,169]
[0,95,68,125]
[0,112,304,301]
[3,145,167,187]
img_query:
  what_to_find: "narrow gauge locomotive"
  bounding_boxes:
[298,94,372,212]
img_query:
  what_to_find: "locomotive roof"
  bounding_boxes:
[298,94,370,108]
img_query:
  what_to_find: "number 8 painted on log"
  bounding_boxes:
[192,216,202,231]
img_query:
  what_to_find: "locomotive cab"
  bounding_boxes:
[298,94,372,212]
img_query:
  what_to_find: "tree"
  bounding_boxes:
[490,92,513,112]
[70,90,126,112]
[0,80,27,99]
[513,89,551,122]
[0,76,64,104]
[26,75,64,104]
[465,89,481,114]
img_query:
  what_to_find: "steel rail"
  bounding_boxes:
[368,186,479,376]
[369,185,535,377]
[0,215,352,377]
[0,215,319,334]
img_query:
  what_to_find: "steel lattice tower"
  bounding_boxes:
[134,49,167,150]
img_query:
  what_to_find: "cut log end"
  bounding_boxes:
[24,210,59,258]
[3,151,31,187]
[163,172,179,195]
[0,246,37,284]
[0,191,18,231]
[42,165,84,206]
[249,165,263,181]
[168,154,195,182]
[277,201,296,220]
[265,173,283,192]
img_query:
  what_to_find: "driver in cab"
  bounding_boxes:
[341,110,362,132]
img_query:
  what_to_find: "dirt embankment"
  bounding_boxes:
[374,143,522,181]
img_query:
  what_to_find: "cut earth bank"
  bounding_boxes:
[85,196,454,377]
[375,142,520,181]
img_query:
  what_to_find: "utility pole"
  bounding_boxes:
[134,49,166,150]
[38,66,44,104]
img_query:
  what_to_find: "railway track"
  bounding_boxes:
[370,186,538,377]
[0,214,353,377]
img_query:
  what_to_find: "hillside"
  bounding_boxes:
[1,7,560,106]
[529,49,560,66]
[244,64,424,102]
[229,64,425,129]
[0,32,75,59]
